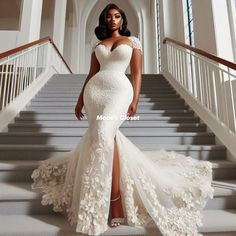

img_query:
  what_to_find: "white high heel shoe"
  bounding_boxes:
[110,194,127,227]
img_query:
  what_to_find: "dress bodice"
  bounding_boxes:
[92,36,143,73]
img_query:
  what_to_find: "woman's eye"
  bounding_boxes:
[115,15,120,18]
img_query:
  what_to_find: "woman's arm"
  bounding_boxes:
[127,48,142,117]
[75,51,100,120]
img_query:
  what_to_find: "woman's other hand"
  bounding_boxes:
[127,100,137,117]
[75,99,85,120]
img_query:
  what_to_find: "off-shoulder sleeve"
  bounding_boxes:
[91,40,101,53]
[129,36,143,55]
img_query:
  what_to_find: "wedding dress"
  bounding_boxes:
[31,36,214,236]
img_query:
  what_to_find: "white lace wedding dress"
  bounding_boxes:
[31,36,214,236]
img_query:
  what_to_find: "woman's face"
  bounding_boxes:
[105,9,123,31]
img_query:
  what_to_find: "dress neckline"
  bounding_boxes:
[95,36,133,53]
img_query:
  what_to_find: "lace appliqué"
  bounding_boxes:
[92,40,101,53]
[31,158,74,214]
[120,153,151,226]
[158,150,215,208]
[136,161,214,236]
[128,36,143,55]
[31,125,113,235]
[75,125,113,235]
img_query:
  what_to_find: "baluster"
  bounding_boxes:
[227,68,236,133]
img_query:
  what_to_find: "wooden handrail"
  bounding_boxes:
[163,37,236,71]
[0,36,73,73]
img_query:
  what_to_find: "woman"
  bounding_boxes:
[31,3,214,236]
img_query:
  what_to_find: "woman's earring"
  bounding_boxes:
[119,24,122,31]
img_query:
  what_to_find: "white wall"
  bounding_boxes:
[191,0,217,54]
[211,0,234,62]
[159,0,185,71]
[17,0,43,45]
[0,0,21,30]
[160,0,185,41]
[63,0,78,72]
[0,31,18,53]
[40,0,55,39]
[159,0,235,62]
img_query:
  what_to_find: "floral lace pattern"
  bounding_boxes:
[75,140,112,235]
[119,148,152,226]
[137,165,209,236]
[133,150,214,236]
[31,158,71,212]
[128,36,143,55]
[31,142,214,236]
[31,34,214,236]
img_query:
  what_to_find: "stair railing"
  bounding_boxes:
[0,36,72,132]
[163,37,236,159]
[0,36,72,111]
[163,38,236,133]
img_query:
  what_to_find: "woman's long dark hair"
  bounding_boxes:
[95,3,131,40]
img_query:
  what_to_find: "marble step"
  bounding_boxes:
[31,97,185,103]
[0,182,236,215]
[0,160,235,182]
[0,131,215,145]
[28,100,186,107]
[8,122,207,133]
[0,212,235,235]
[36,92,179,98]
[0,144,226,160]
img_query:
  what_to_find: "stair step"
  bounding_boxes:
[24,106,191,112]
[0,144,226,160]
[0,211,235,235]
[200,209,236,233]
[20,112,198,122]
[48,76,169,82]
[18,110,196,119]
[8,123,206,133]
[54,73,165,78]
[19,109,195,115]
[47,81,170,84]
[0,182,236,215]
[40,88,176,93]
[38,89,177,94]
[36,93,179,98]
[0,182,54,215]
[0,131,215,145]
[15,117,200,124]
[0,213,158,235]
[0,160,235,183]
[28,100,186,107]
[44,82,173,87]
[31,97,185,102]
[212,179,236,190]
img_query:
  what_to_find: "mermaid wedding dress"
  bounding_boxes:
[31,36,214,236]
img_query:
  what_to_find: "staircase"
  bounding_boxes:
[0,74,236,236]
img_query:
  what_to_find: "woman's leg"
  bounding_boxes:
[110,138,124,226]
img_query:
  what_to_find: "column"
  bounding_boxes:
[17,0,43,45]
[53,0,67,53]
